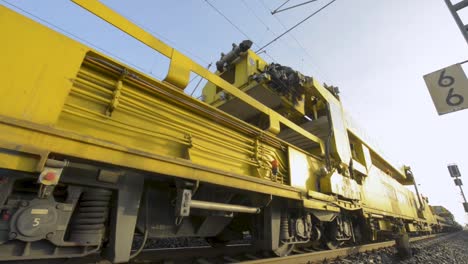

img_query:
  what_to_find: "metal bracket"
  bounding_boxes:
[37,159,68,199]
[106,69,128,116]
[103,173,143,263]
[175,189,192,217]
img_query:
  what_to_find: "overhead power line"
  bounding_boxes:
[203,0,278,63]
[239,0,333,84]
[258,0,335,84]
[203,0,251,40]
[190,63,212,96]
[240,0,270,31]
[256,0,337,53]
[241,1,303,61]
[271,0,291,14]
[271,0,320,14]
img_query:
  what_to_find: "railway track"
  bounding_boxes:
[130,244,257,263]
[241,234,444,264]
[128,233,447,264]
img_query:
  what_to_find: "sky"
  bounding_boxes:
[3,0,468,225]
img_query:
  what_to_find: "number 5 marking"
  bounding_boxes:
[446,88,464,106]
[33,218,40,227]
[438,69,455,87]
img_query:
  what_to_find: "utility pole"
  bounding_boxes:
[459,180,467,204]
[447,164,468,227]
[444,1,468,228]
[444,0,468,45]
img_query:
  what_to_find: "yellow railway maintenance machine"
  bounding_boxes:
[0,2,437,262]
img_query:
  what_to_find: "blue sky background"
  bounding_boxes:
[3,0,468,224]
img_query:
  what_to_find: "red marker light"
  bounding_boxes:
[271,159,279,168]
[271,160,279,176]
[44,172,56,181]
[2,210,11,221]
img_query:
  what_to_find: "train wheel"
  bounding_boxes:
[301,240,322,250]
[325,240,343,250]
[323,219,340,249]
[273,243,295,256]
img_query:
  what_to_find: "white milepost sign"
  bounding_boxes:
[424,63,468,115]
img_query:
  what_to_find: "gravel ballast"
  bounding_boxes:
[331,231,468,264]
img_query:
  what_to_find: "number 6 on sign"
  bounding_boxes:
[424,63,468,115]
[438,69,455,87]
[446,88,464,106]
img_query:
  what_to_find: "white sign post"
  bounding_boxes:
[423,63,468,115]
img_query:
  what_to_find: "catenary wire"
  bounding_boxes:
[272,0,320,14]
[253,0,332,84]
[243,0,308,56]
[240,0,271,31]
[241,1,301,62]
[203,0,278,63]
[260,0,334,83]
[204,0,252,41]
[271,0,291,14]
[256,0,337,53]
[190,63,212,96]
[205,0,329,84]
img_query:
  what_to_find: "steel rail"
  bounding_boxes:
[241,234,443,264]
[130,244,254,263]
[123,233,453,264]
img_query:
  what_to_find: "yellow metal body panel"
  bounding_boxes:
[320,171,361,200]
[327,102,352,165]
[288,147,323,191]
[346,121,408,183]
[0,7,85,125]
[361,165,420,220]
[419,197,438,225]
